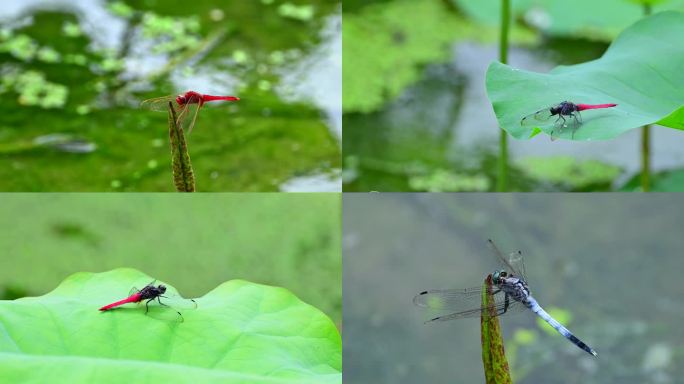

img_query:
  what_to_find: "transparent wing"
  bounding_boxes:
[128,286,140,297]
[140,95,176,111]
[413,286,526,322]
[508,250,527,282]
[160,292,198,310]
[140,291,197,323]
[520,108,554,126]
[414,286,484,309]
[184,102,202,134]
[487,239,526,281]
[128,279,157,297]
[172,102,199,134]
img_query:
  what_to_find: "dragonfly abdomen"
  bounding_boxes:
[526,296,597,356]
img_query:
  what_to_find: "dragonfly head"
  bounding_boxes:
[492,270,509,285]
[157,284,167,294]
[175,95,187,106]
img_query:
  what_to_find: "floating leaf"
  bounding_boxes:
[480,275,512,384]
[0,269,342,384]
[408,169,490,192]
[486,11,684,141]
[168,102,196,192]
[518,156,621,190]
[620,168,684,191]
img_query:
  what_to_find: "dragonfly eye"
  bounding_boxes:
[176,96,186,105]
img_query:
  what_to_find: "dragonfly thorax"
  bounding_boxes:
[176,91,203,106]
[493,270,531,303]
[139,284,166,300]
[551,101,579,116]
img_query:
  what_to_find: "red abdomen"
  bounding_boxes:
[99,293,142,311]
[576,103,617,111]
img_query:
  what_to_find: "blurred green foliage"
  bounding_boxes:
[517,156,621,191]
[621,168,684,191]
[0,194,342,325]
[343,0,534,113]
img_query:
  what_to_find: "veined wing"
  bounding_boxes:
[128,279,157,297]
[520,108,554,126]
[487,239,527,281]
[413,286,526,322]
[140,95,177,112]
[144,294,197,323]
[182,101,202,134]
[160,292,198,310]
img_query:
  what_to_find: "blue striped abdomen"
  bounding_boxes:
[525,296,597,356]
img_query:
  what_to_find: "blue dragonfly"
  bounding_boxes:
[413,239,597,356]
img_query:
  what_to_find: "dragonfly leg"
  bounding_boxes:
[157,296,170,307]
[552,115,567,139]
[556,114,567,128]
[571,113,581,139]
[145,298,155,314]
[503,293,510,314]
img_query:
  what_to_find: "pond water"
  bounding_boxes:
[0,0,341,191]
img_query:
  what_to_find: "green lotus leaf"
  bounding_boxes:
[0,269,341,384]
[486,11,684,141]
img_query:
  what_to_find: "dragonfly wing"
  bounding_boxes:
[162,295,198,310]
[140,95,176,111]
[425,300,526,322]
[185,102,202,135]
[415,285,527,321]
[145,302,185,323]
[508,250,527,282]
[174,102,199,134]
[413,286,485,309]
[142,293,196,323]
[521,108,553,126]
[487,239,526,279]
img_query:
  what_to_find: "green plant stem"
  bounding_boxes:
[168,102,196,192]
[640,3,652,192]
[497,0,510,192]
[481,274,512,384]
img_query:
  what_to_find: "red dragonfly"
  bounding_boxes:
[520,101,617,139]
[140,91,239,134]
[99,280,197,322]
